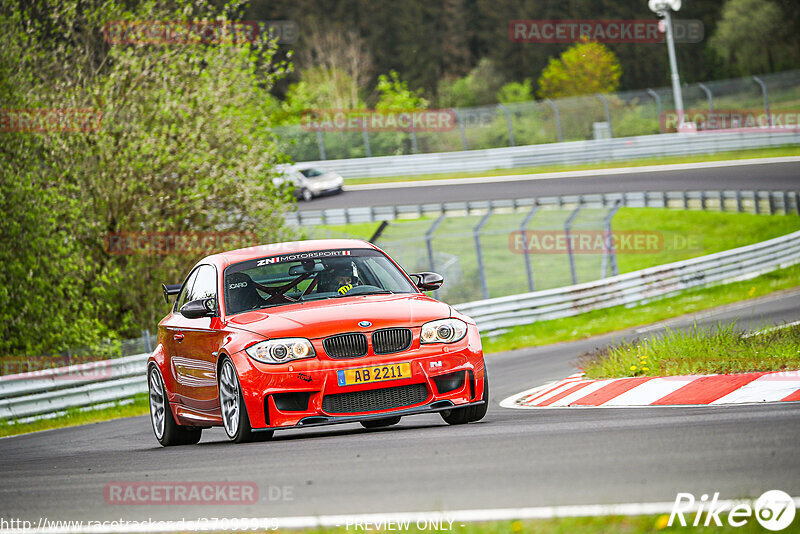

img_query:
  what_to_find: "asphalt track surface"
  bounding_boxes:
[308,160,800,209]
[1,289,799,523]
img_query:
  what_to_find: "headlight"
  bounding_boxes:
[420,318,467,344]
[245,338,315,364]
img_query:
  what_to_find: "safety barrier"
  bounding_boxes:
[294,130,800,179]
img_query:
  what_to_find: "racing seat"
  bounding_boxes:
[226,272,266,313]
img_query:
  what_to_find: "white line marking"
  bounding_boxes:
[7,499,800,533]
[601,377,698,406]
[742,320,800,338]
[345,156,800,191]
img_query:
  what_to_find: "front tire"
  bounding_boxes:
[219,358,273,443]
[360,416,401,429]
[148,365,202,446]
[301,188,313,202]
[441,371,489,425]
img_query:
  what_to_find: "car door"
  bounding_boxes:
[160,267,199,395]
[170,264,226,414]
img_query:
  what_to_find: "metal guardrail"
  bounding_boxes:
[455,229,800,333]
[295,131,800,179]
[288,189,800,226]
[0,354,149,421]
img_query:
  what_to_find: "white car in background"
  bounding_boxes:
[273,163,345,201]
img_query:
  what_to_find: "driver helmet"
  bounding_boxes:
[321,259,358,291]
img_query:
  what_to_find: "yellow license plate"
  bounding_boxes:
[337,363,412,386]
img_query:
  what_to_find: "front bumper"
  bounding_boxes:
[232,328,485,429]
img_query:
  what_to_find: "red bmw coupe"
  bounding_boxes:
[147,239,488,445]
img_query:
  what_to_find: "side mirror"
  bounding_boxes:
[410,272,444,291]
[180,298,216,319]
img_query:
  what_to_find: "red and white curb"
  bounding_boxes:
[500,370,800,409]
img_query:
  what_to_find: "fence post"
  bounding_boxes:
[718,190,725,212]
[753,76,773,127]
[545,99,563,142]
[314,127,326,160]
[361,117,372,157]
[754,191,761,215]
[425,213,446,273]
[497,104,515,147]
[455,109,468,151]
[736,190,743,213]
[697,83,714,112]
[646,89,663,133]
[425,213,446,299]
[474,209,493,300]
[142,330,152,353]
[521,203,539,292]
[408,116,419,154]
[595,93,613,138]
[565,204,583,285]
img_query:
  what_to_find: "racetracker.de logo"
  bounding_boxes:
[105,231,256,256]
[104,482,258,505]
[508,230,704,254]
[661,110,800,133]
[509,19,703,43]
[103,19,298,45]
[1,356,111,381]
[1,108,103,133]
[300,109,457,132]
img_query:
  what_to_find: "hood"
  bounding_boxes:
[225,293,451,340]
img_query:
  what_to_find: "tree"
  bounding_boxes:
[497,80,533,104]
[437,58,505,107]
[375,71,429,112]
[0,0,291,355]
[710,0,798,75]
[537,38,622,99]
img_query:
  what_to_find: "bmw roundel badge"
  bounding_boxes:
[358,321,372,328]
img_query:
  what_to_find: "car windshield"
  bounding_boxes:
[224,248,418,315]
[299,168,325,178]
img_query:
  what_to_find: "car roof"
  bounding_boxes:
[200,239,378,269]
[292,163,322,170]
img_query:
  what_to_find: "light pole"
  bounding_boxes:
[649,0,686,128]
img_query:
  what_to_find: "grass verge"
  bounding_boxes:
[482,263,800,354]
[580,323,800,379]
[0,393,149,438]
[285,514,778,533]
[345,145,800,185]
